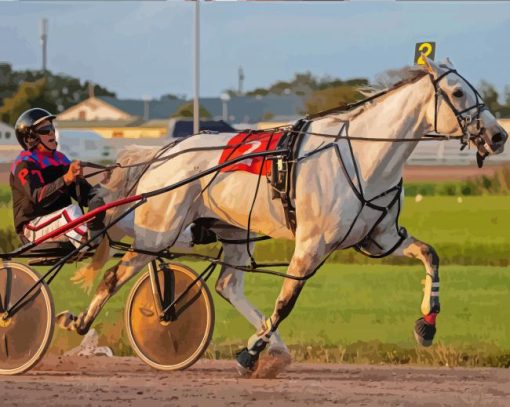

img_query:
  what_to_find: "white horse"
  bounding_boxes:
[58,57,507,376]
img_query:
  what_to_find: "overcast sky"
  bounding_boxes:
[2,1,510,100]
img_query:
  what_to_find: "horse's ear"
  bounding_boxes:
[443,57,455,69]
[421,54,437,76]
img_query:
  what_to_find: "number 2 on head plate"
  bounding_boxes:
[414,41,436,65]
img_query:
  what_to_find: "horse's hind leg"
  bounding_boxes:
[392,235,440,346]
[56,251,155,335]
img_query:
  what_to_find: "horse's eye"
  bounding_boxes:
[453,89,464,98]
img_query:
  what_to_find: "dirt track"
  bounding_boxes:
[1,356,509,406]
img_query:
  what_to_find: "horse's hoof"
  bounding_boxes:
[235,348,259,376]
[55,311,90,336]
[55,310,77,331]
[414,317,436,347]
[251,347,292,379]
[74,312,91,336]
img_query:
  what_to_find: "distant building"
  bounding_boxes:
[256,121,295,130]
[57,94,304,129]
[200,95,304,124]
[168,119,237,139]
[57,96,186,122]
[0,121,15,145]
[57,130,113,161]
[55,119,168,139]
[0,121,18,163]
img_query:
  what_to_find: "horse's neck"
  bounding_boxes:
[307,76,434,198]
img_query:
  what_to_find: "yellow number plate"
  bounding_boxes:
[414,42,436,65]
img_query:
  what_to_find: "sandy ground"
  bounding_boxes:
[0,356,509,407]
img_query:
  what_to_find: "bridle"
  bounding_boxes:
[427,68,489,162]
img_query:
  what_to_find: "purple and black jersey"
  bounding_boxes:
[10,150,92,234]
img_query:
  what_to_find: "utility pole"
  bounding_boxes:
[238,66,244,96]
[40,18,48,72]
[193,0,200,134]
[88,81,95,98]
[143,95,150,122]
[220,93,230,122]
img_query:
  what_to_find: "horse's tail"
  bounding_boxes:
[70,235,111,294]
[71,144,162,293]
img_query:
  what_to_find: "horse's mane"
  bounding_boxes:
[314,66,429,121]
[369,65,428,94]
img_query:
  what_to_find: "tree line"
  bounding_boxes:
[0,63,115,126]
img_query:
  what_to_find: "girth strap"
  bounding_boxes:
[270,119,309,235]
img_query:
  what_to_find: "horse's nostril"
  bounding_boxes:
[492,133,505,144]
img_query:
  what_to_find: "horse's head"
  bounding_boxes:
[422,56,508,167]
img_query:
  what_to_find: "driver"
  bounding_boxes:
[10,108,104,248]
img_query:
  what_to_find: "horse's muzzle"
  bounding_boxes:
[474,128,507,168]
[489,130,508,154]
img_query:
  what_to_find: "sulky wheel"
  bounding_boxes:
[125,262,214,371]
[0,262,55,375]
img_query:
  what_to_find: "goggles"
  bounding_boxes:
[34,124,55,135]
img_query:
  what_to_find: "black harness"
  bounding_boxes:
[268,119,308,233]
[269,119,406,258]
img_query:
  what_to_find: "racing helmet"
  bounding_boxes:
[15,108,56,150]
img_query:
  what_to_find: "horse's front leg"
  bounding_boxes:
[57,251,154,335]
[235,239,326,376]
[393,235,440,346]
[215,241,290,372]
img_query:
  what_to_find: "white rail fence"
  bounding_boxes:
[408,140,510,166]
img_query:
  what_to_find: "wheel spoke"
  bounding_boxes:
[0,267,12,313]
[3,333,8,358]
[166,330,177,354]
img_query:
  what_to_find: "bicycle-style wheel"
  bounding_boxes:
[125,262,214,371]
[0,262,54,375]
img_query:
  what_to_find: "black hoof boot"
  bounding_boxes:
[236,348,259,376]
[236,336,269,376]
[75,312,92,336]
[414,317,436,347]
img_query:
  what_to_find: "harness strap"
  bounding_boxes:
[270,119,309,235]
[296,131,404,257]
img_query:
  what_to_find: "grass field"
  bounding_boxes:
[1,195,509,265]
